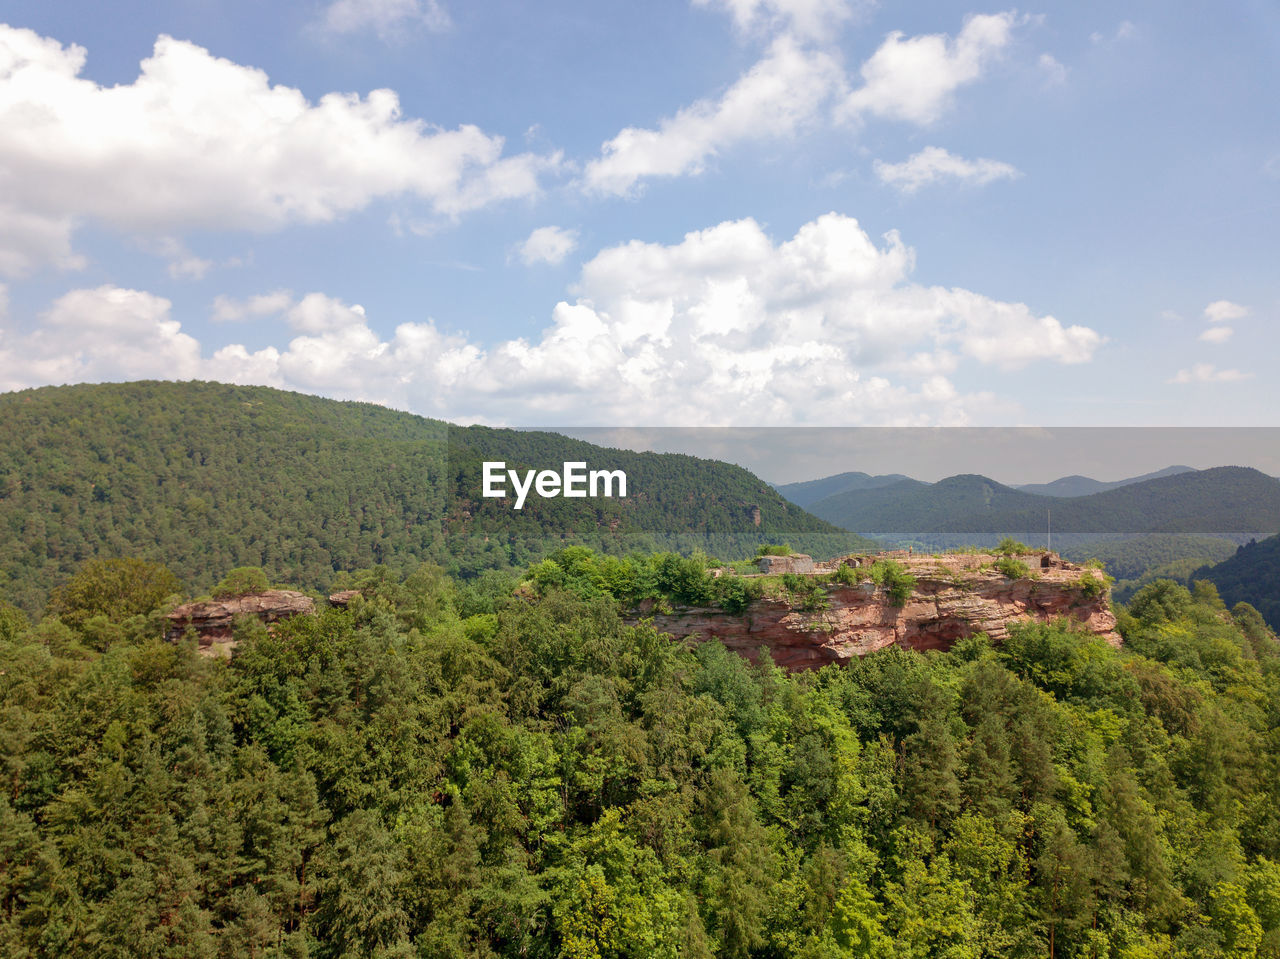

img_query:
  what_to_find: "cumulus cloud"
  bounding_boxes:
[517,226,579,266]
[0,286,203,391]
[1169,364,1252,385]
[841,12,1018,124]
[583,12,1020,196]
[693,0,859,39]
[0,25,557,276]
[318,0,451,39]
[1198,300,1247,344]
[0,204,84,277]
[1204,300,1248,324]
[583,35,844,196]
[1,214,1103,424]
[874,146,1020,193]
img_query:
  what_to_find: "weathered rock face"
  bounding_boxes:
[757,553,815,574]
[166,590,315,655]
[638,553,1119,671]
[328,589,362,608]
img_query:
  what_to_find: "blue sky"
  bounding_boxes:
[0,0,1276,426]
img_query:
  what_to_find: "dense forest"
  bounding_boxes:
[3,549,1280,958]
[1057,535,1240,605]
[1195,535,1280,632]
[0,382,865,615]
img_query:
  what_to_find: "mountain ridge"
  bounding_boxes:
[1013,464,1197,497]
[804,465,1280,541]
[0,380,867,614]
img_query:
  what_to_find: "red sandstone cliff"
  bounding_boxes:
[165,590,315,654]
[637,552,1119,670]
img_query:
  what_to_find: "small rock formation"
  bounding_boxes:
[166,590,315,655]
[757,553,815,574]
[638,552,1119,671]
[328,589,362,607]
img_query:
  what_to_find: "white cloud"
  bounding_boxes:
[0,214,1102,424]
[583,36,844,196]
[1204,300,1248,323]
[0,286,203,391]
[518,226,579,266]
[693,0,859,39]
[874,146,1020,193]
[318,0,451,39]
[0,203,84,277]
[285,293,370,334]
[841,12,1018,125]
[141,237,216,280]
[1199,326,1233,344]
[1038,53,1067,85]
[168,256,214,281]
[0,25,557,276]
[210,290,293,323]
[1091,21,1137,45]
[583,12,1019,196]
[1169,363,1252,385]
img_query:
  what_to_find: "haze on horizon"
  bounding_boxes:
[545,426,1280,486]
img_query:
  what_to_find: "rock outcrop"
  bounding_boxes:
[756,553,815,574]
[166,590,315,655]
[638,552,1119,671]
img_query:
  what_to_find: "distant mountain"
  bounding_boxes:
[808,466,1280,543]
[807,473,1043,535]
[1014,465,1197,497]
[1194,534,1280,631]
[774,471,914,508]
[0,381,868,614]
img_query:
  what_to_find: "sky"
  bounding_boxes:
[0,0,1278,429]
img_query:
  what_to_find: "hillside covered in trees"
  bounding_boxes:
[0,381,864,615]
[1196,534,1280,632]
[2,553,1280,957]
[1058,535,1241,604]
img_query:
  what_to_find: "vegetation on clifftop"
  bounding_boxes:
[2,552,1279,957]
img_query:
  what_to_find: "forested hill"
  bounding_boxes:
[806,467,1280,542]
[0,381,864,614]
[1195,533,1280,631]
[773,471,913,509]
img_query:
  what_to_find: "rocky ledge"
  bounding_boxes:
[165,590,315,655]
[638,552,1119,671]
